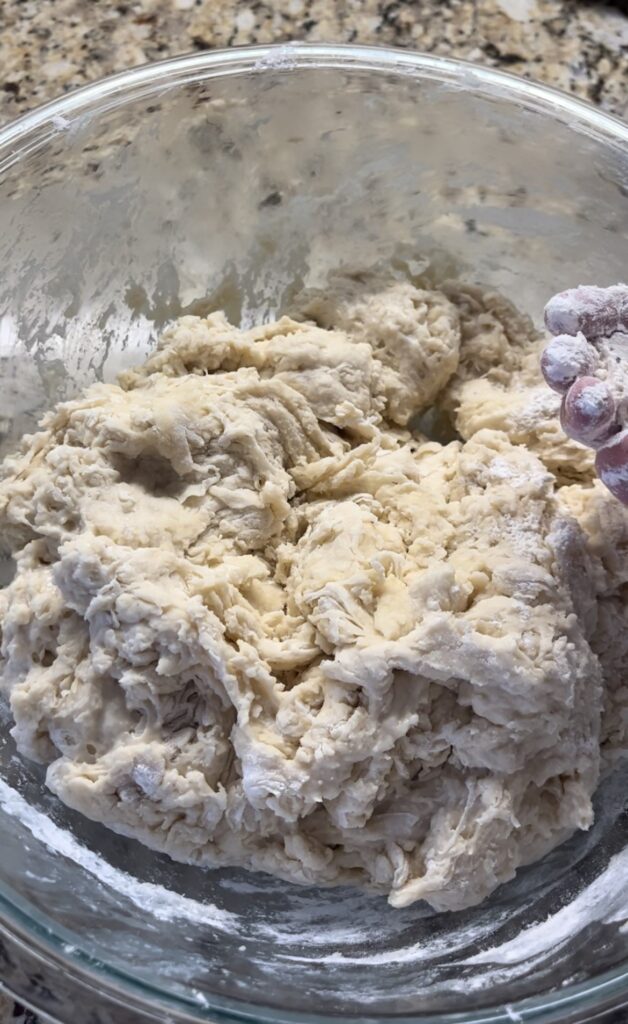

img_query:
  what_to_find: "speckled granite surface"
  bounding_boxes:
[0,0,627,126]
[1,1,628,1023]
[0,991,36,1024]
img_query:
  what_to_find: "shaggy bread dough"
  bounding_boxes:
[1,270,627,912]
[439,283,596,483]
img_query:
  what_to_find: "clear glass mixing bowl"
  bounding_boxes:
[1,42,628,1024]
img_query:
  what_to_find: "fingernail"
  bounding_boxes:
[541,333,597,394]
[596,429,628,503]
[561,376,616,444]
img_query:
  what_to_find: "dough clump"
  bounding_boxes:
[1,270,626,911]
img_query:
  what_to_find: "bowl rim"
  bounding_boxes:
[1,39,628,1024]
[0,39,627,165]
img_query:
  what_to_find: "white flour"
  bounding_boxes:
[0,778,238,934]
[2,769,628,996]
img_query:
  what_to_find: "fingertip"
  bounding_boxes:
[541,333,597,394]
[596,429,628,505]
[561,376,616,445]
[544,284,628,340]
[544,292,580,336]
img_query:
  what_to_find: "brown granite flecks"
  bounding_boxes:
[0,0,626,130]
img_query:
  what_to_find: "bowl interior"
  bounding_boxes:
[1,46,628,1023]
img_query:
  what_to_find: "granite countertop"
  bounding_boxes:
[0,0,627,126]
[1,1,627,1023]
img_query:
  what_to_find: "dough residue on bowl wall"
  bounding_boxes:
[1,267,627,912]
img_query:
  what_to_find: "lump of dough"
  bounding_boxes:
[289,270,461,424]
[0,366,345,556]
[120,312,386,437]
[440,283,596,484]
[0,277,608,912]
[556,481,628,765]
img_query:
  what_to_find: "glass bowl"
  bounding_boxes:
[1,42,628,1024]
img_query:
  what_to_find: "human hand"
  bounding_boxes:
[541,285,628,504]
